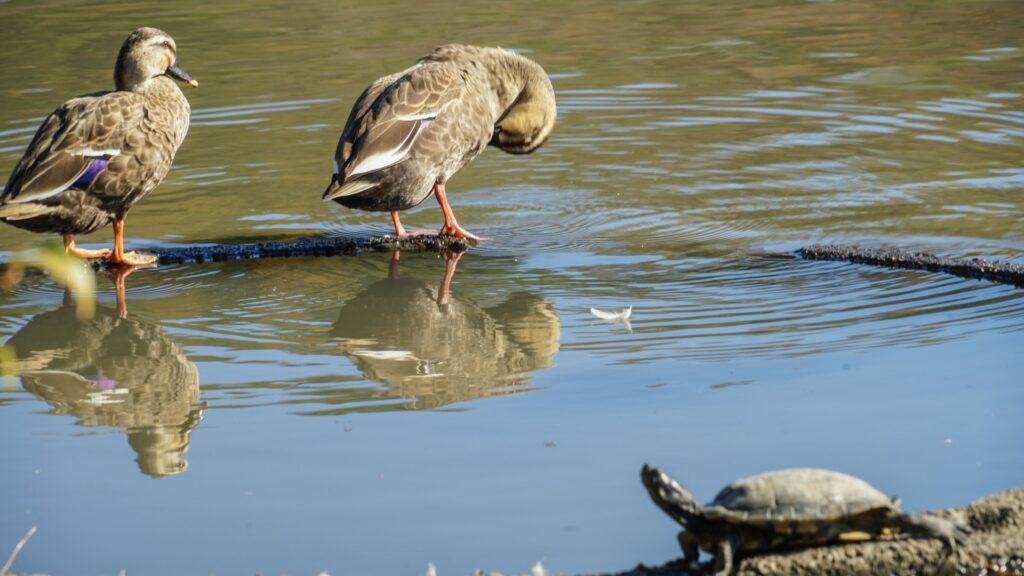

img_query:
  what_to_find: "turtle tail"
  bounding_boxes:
[641,464,702,528]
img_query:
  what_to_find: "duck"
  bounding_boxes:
[323,44,556,240]
[0,27,197,267]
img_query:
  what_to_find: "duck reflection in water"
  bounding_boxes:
[331,251,560,409]
[6,304,202,478]
[106,263,153,319]
[56,264,150,319]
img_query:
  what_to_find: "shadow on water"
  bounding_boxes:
[5,305,202,478]
[326,251,561,411]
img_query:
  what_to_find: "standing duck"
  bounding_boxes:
[0,27,197,267]
[323,44,556,240]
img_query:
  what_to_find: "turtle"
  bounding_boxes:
[640,464,970,575]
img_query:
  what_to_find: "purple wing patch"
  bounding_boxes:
[72,158,110,189]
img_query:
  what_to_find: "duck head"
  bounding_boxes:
[115,27,198,92]
[490,63,556,155]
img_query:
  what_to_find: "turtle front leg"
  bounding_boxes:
[712,537,736,576]
[677,531,700,567]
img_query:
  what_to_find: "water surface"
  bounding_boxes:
[1,0,1022,574]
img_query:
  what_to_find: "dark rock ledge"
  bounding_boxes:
[798,244,1024,289]
[127,233,469,266]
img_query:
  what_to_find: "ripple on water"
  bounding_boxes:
[0,264,232,315]
[560,81,1021,161]
[149,258,369,350]
[559,255,1024,362]
[189,98,338,127]
[0,121,42,154]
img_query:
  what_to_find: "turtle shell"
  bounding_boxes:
[703,468,896,528]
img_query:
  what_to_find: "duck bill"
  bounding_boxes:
[167,63,199,88]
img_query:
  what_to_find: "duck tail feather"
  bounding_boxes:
[0,202,52,221]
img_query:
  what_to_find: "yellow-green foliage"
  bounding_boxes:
[1,240,97,320]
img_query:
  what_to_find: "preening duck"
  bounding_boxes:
[323,44,556,240]
[0,27,197,267]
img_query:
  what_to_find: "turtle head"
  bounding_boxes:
[641,464,704,527]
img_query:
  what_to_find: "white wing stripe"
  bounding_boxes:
[71,148,121,157]
[347,118,430,177]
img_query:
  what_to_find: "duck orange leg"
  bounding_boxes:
[63,234,111,260]
[390,210,436,238]
[107,217,157,267]
[434,182,485,240]
[390,211,407,237]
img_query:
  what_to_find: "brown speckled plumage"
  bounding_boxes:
[323,44,556,239]
[0,27,195,265]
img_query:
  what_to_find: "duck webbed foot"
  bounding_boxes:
[63,234,112,260]
[108,251,158,267]
[438,222,485,241]
[106,217,158,268]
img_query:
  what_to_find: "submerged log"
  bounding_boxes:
[798,244,1024,288]
[97,233,469,267]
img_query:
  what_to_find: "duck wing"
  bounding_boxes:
[2,91,143,206]
[331,64,461,195]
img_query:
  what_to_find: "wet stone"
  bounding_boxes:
[79,233,470,269]
[798,244,1024,289]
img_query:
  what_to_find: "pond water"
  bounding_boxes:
[1,0,1022,574]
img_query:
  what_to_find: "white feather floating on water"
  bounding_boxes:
[590,305,633,333]
[590,306,632,321]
